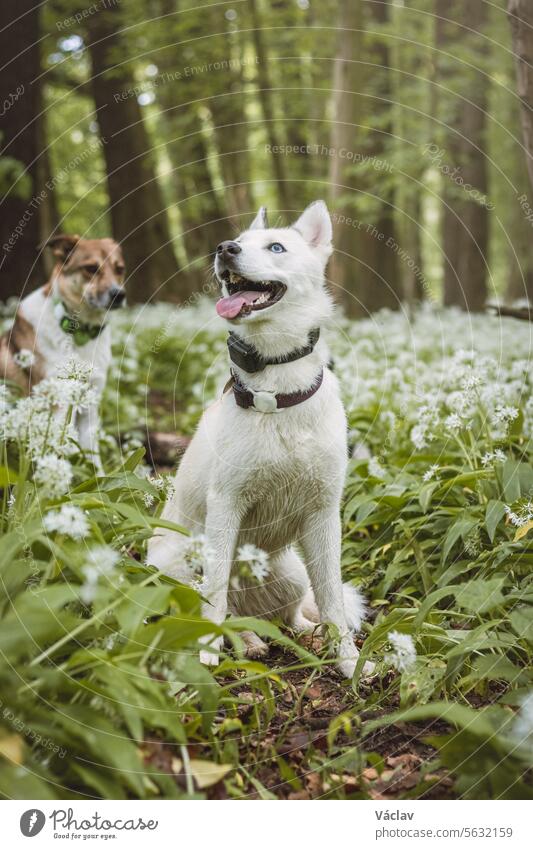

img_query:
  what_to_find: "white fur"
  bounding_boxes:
[20,281,111,467]
[148,201,373,677]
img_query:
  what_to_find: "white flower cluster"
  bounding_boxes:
[33,454,73,499]
[142,475,176,508]
[481,450,507,467]
[234,544,270,585]
[181,534,218,593]
[385,630,417,672]
[0,357,96,460]
[329,305,532,461]
[422,463,440,482]
[13,348,36,370]
[80,545,120,603]
[504,501,533,528]
[43,505,89,540]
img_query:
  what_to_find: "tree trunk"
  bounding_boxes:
[329,0,401,316]
[508,0,533,190]
[506,191,533,302]
[0,0,44,300]
[269,0,327,210]
[208,12,254,223]
[402,191,425,303]
[86,7,179,303]
[248,0,290,211]
[435,0,489,311]
[154,1,226,296]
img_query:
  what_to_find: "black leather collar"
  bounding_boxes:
[227,328,320,373]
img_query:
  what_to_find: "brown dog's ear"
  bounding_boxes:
[40,233,81,262]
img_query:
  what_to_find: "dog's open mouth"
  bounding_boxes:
[216,272,286,319]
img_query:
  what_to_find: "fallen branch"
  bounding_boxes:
[488,304,532,321]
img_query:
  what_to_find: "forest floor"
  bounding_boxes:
[143,636,455,800]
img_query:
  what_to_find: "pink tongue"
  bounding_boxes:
[216,290,261,319]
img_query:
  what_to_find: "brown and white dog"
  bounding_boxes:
[0,234,126,466]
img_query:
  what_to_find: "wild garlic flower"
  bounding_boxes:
[142,492,155,508]
[80,546,120,603]
[368,457,386,479]
[236,544,270,582]
[43,505,89,540]
[182,534,217,590]
[445,413,463,432]
[422,463,440,482]
[385,631,417,672]
[505,502,533,528]
[33,455,73,499]
[481,450,506,467]
[148,475,176,500]
[55,357,93,382]
[13,348,36,370]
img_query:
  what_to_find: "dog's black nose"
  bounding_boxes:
[217,240,242,257]
[108,286,126,309]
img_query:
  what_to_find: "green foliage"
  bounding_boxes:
[0,354,305,799]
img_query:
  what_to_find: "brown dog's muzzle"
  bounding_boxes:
[108,286,126,309]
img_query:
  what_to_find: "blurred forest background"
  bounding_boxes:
[2,0,533,316]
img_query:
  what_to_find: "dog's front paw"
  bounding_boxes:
[337,635,375,680]
[337,657,375,679]
[199,635,223,666]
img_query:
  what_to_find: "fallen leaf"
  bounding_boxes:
[386,754,421,769]
[514,519,533,541]
[362,767,378,780]
[0,734,24,765]
[189,759,232,790]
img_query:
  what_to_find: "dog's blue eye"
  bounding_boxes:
[268,243,285,253]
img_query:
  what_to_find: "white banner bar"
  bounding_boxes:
[2,799,530,848]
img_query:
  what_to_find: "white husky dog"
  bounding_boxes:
[147,201,372,677]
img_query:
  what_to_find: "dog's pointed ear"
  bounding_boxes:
[40,233,80,262]
[249,206,269,230]
[292,201,332,250]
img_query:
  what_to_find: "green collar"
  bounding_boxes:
[56,302,106,347]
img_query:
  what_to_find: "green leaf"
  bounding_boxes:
[502,458,521,502]
[115,585,172,636]
[56,705,146,796]
[485,500,507,543]
[122,446,146,471]
[399,660,446,706]
[510,607,533,643]
[0,585,79,660]
[419,482,437,513]
[454,578,505,614]
[441,517,477,565]
[462,655,527,687]
[0,465,18,486]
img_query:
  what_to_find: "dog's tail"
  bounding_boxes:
[301,584,367,632]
